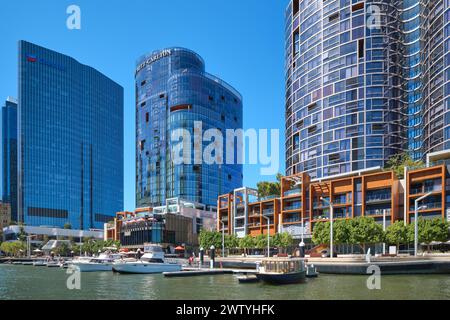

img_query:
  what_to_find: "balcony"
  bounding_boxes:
[366,193,391,203]
[365,209,391,216]
[283,189,301,197]
[333,194,351,205]
[248,222,261,228]
[283,203,302,211]
[410,182,442,195]
[262,208,274,215]
[409,202,442,212]
[283,215,301,223]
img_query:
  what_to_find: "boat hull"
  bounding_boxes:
[112,262,182,274]
[71,262,113,272]
[256,271,306,285]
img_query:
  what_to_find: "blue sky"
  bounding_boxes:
[0,0,289,211]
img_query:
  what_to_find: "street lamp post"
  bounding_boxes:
[220,221,225,257]
[382,209,386,255]
[320,197,334,259]
[262,215,270,258]
[414,192,432,257]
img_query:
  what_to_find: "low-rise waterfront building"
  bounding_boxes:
[2,225,103,244]
[104,198,216,250]
[218,151,450,239]
[0,202,11,231]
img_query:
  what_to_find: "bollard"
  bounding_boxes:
[299,241,305,258]
[199,247,204,269]
[210,245,215,269]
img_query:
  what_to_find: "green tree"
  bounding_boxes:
[384,152,424,179]
[63,223,72,230]
[224,234,239,249]
[1,241,26,257]
[17,224,27,242]
[199,230,222,250]
[407,218,449,252]
[55,242,71,257]
[334,219,351,245]
[385,221,408,251]
[272,232,293,253]
[238,235,256,256]
[257,174,283,199]
[312,221,331,245]
[348,217,384,252]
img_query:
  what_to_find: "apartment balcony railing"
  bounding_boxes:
[248,222,261,228]
[283,203,302,211]
[409,202,442,211]
[410,185,442,195]
[365,209,392,216]
[366,193,391,203]
[333,196,351,205]
[283,215,301,223]
[312,213,348,220]
[283,189,301,197]
[260,195,278,201]
[262,208,274,215]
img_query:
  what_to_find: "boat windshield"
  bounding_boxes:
[144,245,164,253]
[260,259,304,274]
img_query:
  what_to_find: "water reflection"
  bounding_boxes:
[0,265,449,300]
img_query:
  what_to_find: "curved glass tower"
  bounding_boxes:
[285,0,403,179]
[422,0,450,154]
[135,48,243,208]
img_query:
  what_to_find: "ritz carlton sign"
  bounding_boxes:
[135,49,172,76]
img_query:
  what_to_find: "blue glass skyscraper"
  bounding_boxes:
[135,48,243,208]
[18,41,124,230]
[2,97,18,222]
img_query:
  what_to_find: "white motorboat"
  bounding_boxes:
[70,253,122,272]
[112,245,182,274]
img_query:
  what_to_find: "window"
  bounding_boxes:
[141,80,146,86]
[358,39,365,58]
[141,101,146,107]
[170,104,192,112]
[352,3,364,12]
[329,13,339,23]
[293,29,300,56]
[146,113,149,122]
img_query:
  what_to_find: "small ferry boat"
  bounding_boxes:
[256,258,306,285]
[112,245,182,274]
[33,260,47,267]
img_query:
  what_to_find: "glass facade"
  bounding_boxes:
[18,41,124,230]
[285,0,450,179]
[2,97,18,222]
[136,48,243,208]
[423,0,450,154]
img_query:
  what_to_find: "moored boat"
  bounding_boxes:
[112,244,182,274]
[256,258,306,285]
[70,253,122,272]
[237,274,259,283]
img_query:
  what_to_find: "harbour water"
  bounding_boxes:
[1,265,450,300]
